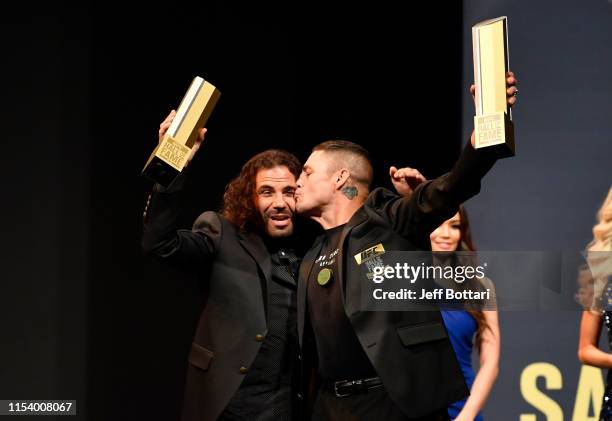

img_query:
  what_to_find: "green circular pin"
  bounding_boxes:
[317,268,333,286]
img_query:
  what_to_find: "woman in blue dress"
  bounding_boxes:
[430,206,500,421]
[390,166,500,421]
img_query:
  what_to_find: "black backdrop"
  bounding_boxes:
[1,2,464,420]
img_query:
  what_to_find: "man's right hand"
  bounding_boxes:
[158,110,207,167]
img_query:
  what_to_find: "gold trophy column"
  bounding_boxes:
[472,17,515,158]
[143,77,221,187]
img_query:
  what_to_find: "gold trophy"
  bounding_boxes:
[472,16,514,157]
[143,76,221,187]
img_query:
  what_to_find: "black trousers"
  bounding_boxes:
[311,386,449,421]
[217,384,292,421]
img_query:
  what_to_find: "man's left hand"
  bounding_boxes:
[389,166,426,198]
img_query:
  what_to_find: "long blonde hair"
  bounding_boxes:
[584,187,612,311]
[588,187,612,252]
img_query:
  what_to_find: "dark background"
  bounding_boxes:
[1,2,464,420]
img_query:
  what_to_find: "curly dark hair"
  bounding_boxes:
[221,149,301,232]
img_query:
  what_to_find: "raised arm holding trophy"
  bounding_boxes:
[142,76,221,188]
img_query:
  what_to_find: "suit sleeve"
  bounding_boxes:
[381,142,497,248]
[141,173,222,266]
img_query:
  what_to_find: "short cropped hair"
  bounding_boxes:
[312,140,373,189]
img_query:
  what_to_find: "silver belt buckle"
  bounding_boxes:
[333,379,367,398]
[333,380,353,398]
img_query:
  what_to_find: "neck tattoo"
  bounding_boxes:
[342,186,358,200]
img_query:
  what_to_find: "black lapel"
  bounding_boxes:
[338,207,369,317]
[237,231,272,321]
[297,234,324,348]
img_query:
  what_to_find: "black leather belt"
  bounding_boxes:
[325,376,384,398]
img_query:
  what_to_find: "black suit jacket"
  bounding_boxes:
[142,181,288,421]
[297,143,497,418]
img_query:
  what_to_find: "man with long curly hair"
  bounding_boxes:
[142,111,307,421]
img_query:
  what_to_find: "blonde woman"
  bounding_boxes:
[577,187,612,420]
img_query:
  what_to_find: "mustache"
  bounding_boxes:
[267,211,293,218]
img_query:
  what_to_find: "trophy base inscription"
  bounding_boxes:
[142,135,190,188]
[474,111,515,158]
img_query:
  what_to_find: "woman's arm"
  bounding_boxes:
[455,310,500,421]
[578,310,612,368]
